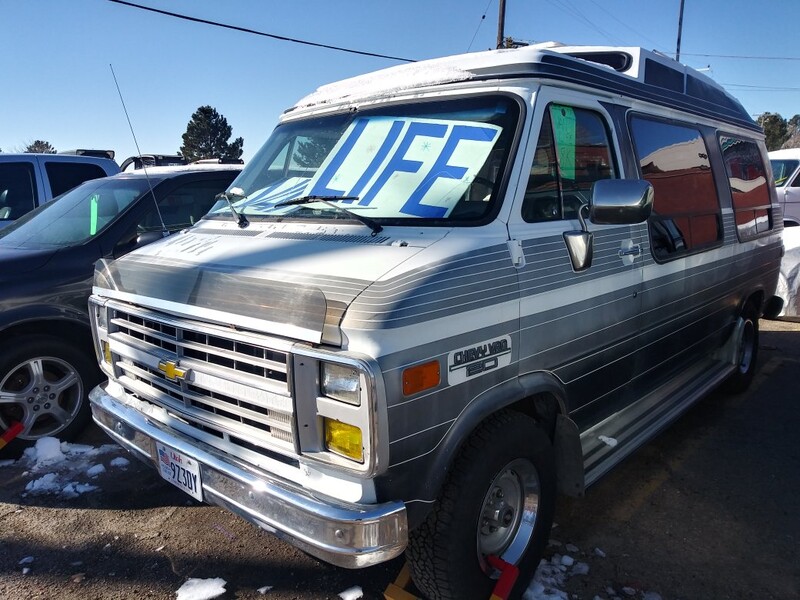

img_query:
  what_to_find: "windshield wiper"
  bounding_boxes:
[275,195,383,236]
[215,189,249,229]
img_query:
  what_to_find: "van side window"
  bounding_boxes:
[522,105,616,222]
[630,117,721,259]
[719,136,773,240]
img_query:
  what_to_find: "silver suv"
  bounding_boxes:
[0,152,120,225]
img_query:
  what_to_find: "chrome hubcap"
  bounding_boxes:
[478,458,540,570]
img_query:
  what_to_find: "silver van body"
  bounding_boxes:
[87,44,783,599]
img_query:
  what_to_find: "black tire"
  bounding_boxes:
[406,410,556,600]
[0,335,101,457]
[723,304,759,394]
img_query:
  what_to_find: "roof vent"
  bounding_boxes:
[564,51,633,72]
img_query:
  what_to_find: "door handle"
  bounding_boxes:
[618,244,641,257]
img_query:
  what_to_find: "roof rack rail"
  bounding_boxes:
[59,149,115,160]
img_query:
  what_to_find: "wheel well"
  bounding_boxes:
[742,290,765,317]
[508,393,585,497]
[507,392,563,442]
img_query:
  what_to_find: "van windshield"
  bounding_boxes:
[210,95,520,225]
[770,159,799,187]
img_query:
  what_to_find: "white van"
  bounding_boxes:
[768,148,800,227]
[87,44,784,599]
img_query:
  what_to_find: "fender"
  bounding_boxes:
[0,303,91,335]
[378,371,570,528]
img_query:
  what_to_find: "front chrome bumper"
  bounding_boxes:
[89,385,408,568]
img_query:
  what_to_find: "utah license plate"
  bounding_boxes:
[156,442,203,501]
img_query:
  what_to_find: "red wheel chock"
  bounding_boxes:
[382,557,519,600]
[486,555,519,600]
[0,422,24,451]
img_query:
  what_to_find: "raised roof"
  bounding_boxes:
[293,44,756,132]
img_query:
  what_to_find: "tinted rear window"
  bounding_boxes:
[45,161,108,197]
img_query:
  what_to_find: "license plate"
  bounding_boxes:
[155,442,203,502]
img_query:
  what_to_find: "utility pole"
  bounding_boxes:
[497,0,506,49]
[676,0,685,62]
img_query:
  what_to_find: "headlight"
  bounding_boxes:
[324,418,363,462]
[320,362,361,406]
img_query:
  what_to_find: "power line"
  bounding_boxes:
[542,0,622,45]
[722,83,800,92]
[586,0,667,52]
[683,52,800,62]
[105,0,416,63]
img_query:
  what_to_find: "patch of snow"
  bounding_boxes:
[295,63,473,109]
[0,459,15,467]
[622,586,637,596]
[598,435,618,447]
[565,543,579,553]
[12,437,127,499]
[22,567,31,575]
[18,556,35,565]
[110,457,130,468]
[337,586,363,600]
[86,464,106,478]
[175,577,227,600]
[257,586,273,594]
[523,556,569,600]
[61,482,99,499]
[594,547,606,558]
[32,437,65,465]
[25,473,61,494]
[522,543,617,600]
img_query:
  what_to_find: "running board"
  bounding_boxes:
[581,357,734,488]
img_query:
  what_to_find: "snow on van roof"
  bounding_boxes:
[293,44,573,109]
[292,43,741,119]
[294,61,475,109]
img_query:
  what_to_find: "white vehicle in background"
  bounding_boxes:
[776,226,800,319]
[769,148,800,226]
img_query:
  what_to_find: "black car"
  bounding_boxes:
[0,167,241,455]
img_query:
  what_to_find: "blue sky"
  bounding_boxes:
[2,0,799,163]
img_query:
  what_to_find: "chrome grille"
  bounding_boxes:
[107,303,296,455]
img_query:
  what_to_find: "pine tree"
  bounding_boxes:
[179,106,244,162]
[24,140,56,153]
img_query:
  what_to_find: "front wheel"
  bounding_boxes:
[406,410,556,600]
[0,335,100,457]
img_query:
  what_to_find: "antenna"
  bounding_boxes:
[109,63,167,235]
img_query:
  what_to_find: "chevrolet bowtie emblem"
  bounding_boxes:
[158,359,189,382]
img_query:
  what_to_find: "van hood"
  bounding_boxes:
[93,223,440,345]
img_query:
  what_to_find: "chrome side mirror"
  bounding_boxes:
[563,205,593,272]
[562,179,654,272]
[589,179,653,225]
